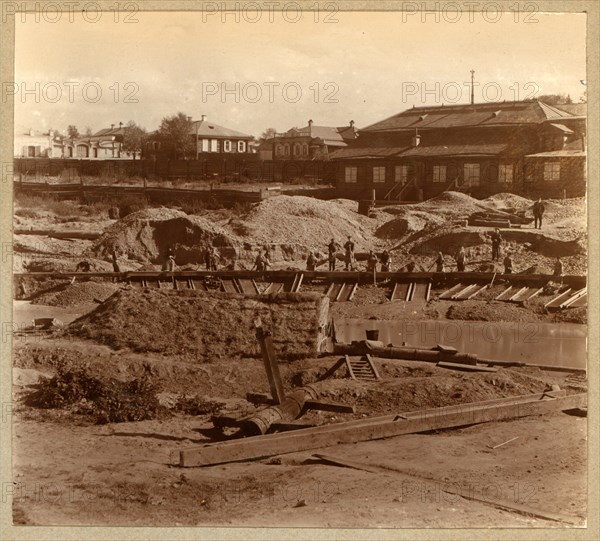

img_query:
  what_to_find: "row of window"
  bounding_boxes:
[200,139,247,153]
[275,143,310,157]
[345,164,519,184]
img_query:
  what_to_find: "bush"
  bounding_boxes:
[25,364,167,424]
[173,395,225,416]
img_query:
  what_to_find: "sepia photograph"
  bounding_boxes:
[1,1,598,537]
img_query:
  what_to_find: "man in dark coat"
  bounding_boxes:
[532,198,545,229]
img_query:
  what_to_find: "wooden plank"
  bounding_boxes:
[348,283,359,301]
[495,286,513,301]
[344,355,356,380]
[405,281,415,301]
[452,283,478,300]
[411,281,429,301]
[179,392,585,467]
[437,361,498,372]
[365,354,381,380]
[569,293,587,308]
[439,283,464,300]
[560,287,587,309]
[465,284,488,300]
[544,288,572,309]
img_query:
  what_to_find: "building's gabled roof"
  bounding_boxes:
[525,150,586,158]
[94,127,126,137]
[279,123,359,146]
[190,119,252,139]
[329,146,407,159]
[400,143,507,158]
[362,100,577,133]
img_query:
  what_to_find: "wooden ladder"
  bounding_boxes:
[345,354,380,381]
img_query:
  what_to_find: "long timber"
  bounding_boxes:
[178,392,585,467]
[13,270,587,289]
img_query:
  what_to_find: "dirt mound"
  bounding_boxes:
[417,191,493,216]
[502,230,586,257]
[68,288,329,361]
[31,281,121,307]
[375,210,441,241]
[231,196,377,254]
[484,192,533,210]
[92,208,239,265]
[410,229,488,255]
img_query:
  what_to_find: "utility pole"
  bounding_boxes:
[470,69,475,105]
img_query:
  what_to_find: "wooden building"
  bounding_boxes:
[331,100,586,201]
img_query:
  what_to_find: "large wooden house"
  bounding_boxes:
[330,100,586,200]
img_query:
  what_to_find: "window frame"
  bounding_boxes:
[345,166,358,183]
[372,166,386,183]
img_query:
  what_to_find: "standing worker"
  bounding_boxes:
[253,250,270,272]
[166,255,176,272]
[503,253,513,274]
[456,246,467,272]
[328,238,338,272]
[343,236,356,271]
[112,249,121,273]
[532,198,545,229]
[306,251,317,271]
[435,251,445,273]
[366,250,378,272]
[380,250,392,272]
[490,228,503,261]
[553,257,563,278]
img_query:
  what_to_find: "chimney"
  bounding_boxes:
[187,116,192,122]
[412,132,421,147]
[29,128,34,136]
[308,119,313,136]
[201,114,207,122]
[119,122,123,128]
[111,124,115,129]
[350,120,355,128]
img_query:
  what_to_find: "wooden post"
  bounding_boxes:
[255,319,285,405]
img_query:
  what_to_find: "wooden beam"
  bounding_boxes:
[437,361,498,372]
[311,453,580,524]
[178,392,585,467]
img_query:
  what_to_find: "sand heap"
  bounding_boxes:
[228,196,378,259]
[91,208,239,265]
[69,288,329,361]
[32,281,122,307]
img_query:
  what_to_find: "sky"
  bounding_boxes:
[13,8,587,137]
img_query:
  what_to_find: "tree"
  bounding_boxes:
[122,120,147,160]
[158,112,195,159]
[259,128,277,141]
[536,94,572,105]
[67,125,80,139]
[84,126,93,136]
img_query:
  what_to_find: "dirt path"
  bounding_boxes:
[11,411,586,527]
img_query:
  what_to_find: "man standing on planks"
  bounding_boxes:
[503,253,513,274]
[532,198,545,229]
[489,228,503,261]
[456,246,467,272]
[343,236,356,271]
[328,238,338,272]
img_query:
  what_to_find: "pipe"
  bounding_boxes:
[241,385,319,436]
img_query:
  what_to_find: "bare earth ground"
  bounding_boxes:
[9,191,588,527]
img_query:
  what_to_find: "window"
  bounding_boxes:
[345,166,358,183]
[275,144,283,157]
[499,164,513,183]
[433,165,447,183]
[302,143,309,156]
[210,139,219,153]
[373,166,386,183]
[283,144,290,157]
[201,139,209,152]
[395,165,409,184]
[224,140,232,152]
[543,162,560,182]
[237,140,246,152]
[293,143,301,157]
[464,163,480,186]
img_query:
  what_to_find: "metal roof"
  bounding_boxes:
[190,120,253,139]
[362,100,577,133]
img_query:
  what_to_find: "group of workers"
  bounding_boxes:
[304,237,392,273]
